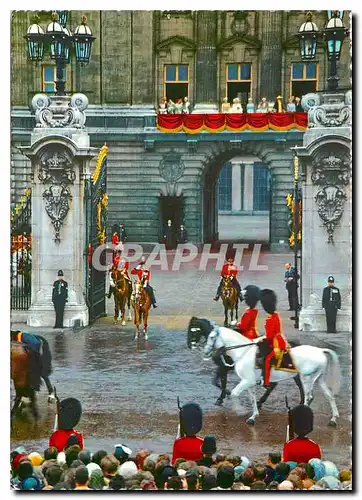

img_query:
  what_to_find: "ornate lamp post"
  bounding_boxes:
[297,11,349,91]
[24,12,95,96]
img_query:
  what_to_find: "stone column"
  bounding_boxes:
[193,11,218,114]
[243,163,254,211]
[258,11,282,101]
[231,163,242,212]
[20,93,98,327]
[297,91,352,332]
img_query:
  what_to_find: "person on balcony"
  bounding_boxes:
[246,97,255,113]
[287,96,296,112]
[257,97,268,112]
[221,97,231,113]
[230,97,243,113]
[182,97,191,114]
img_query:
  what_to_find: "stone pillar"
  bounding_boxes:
[258,11,282,102]
[231,163,242,212]
[243,163,254,211]
[193,11,218,114]
[297,91,352,332]
[20,93,98,327]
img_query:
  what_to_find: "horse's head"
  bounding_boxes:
[203,326,225,358]
[187,317,214,350]
[133,280,142,302]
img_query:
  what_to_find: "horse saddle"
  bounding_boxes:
[255,349,297,373]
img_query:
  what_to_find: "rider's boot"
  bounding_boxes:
[213,295,220,301]
[106,286,113,299]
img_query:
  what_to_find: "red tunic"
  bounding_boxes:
[221,263,238,278]
[236,308,258,340]
[49,429,84,453]
[283,437,322,463]
[265,312,287,350]
[131,267,150,282]
[172,436,204,465]
[111,233,119,245]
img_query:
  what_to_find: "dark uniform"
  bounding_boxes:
[284,265,299,311]
[177,225,188,244]
[119,224,127,243]
[163,220,175,250]
[52,270,68,329]
[322,276,341,333]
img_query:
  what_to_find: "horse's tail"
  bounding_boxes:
[322,348,341,396]
[36,335,53,376]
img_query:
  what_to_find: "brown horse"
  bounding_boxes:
[131,280,151,340]
[112,269,131,325]
[11,342,40,420]
[221,276,239,326]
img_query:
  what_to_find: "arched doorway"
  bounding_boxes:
[203,154,272,244]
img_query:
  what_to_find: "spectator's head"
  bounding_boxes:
[217,465,234,489]
[339,470,352,483]
[166,475,183,490]
[287,473,303,490]
[226,455,241,466]
[135,449,150,470]
[61,468,76,489]
[27,452,44,467]
[302,478,315,489]
[251,480,267,490]
[11,452,28,474]
[200,473,217,491]
[69,459,84,469]
[108,474,126,491]
[88,469,106,490]
[78,449,91,466]
[45,465,63,487]
[317,475,342,490]
[65,445,81,467]
[285,263,291,270]
[75,465,89,487]
[44,447,58,461]
[118,460,138,479]
[174,458,187,470]
[201,435,216,456]
[240,467,254,486]
[140,479,157,490]
[253,463,267,481]
[17,460,34,480]
[267,481,279,490]
[308,458,326,481]
[100,455,120,477]
[215,453,226,464]
[292,466,307,480]
[91,449,107,466]
[322,461,339,478]
[278,480,294,490]
[86,462,102,477]
[56,452,66,467]
[52,481,72,491]
[65,434,81,449]
[267,452,281,467]
[114,444,132,464]
[275,462,290,482]
[20,476,42,490]
[186,469,200,491]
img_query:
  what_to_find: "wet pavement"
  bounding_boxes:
[11,251,352,469]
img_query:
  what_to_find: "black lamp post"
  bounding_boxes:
[297,10,349,91]
[292,151,302,329]
[25,12,95,96]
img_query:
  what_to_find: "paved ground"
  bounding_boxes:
[218,214,269,241]
[11,250,352,469]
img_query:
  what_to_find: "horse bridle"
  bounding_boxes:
[206,326,256,355]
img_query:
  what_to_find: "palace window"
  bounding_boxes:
[164,64,189,102]
[253,163,271,211]
[42,65,66,93]
[291,62,318,99]
[226,63,252,107]
[218,163,232,211]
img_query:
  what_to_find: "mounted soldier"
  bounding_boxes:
[259,289,288,388]
[172,402,204,464]
[214,252,243,302]
[235,285,261,340]
[131,256,157,308]
[107,244,132,304]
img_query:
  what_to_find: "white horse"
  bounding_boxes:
[191,318,340,426]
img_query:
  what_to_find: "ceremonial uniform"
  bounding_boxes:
[283,404,322,463]
[284,265,299,311]
[322,276,341,333]
[111,232,119,245]
[236,309,258,340]
[172,403,204,465]
[214,258,242,301]
[49,397,84,452]
[131,259,157,308]
[52,270,68,329]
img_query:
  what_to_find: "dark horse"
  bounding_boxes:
[187,317,303,409]
[11,334,54,420]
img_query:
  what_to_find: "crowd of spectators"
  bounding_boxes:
[10,440,352,491]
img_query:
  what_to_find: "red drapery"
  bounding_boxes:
[157,112,308,134]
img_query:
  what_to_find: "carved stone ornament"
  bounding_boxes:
[231,11,249,36]
[311,155,350,186]
[314,185,347,244]
[32,93,89,129]
[38,150,75,185]
[301,91,352,128]
[159,151,185,195]
[43,184,72,243]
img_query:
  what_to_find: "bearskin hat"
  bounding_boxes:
[58,398,82,430]
[180,403,203,436]
[260,289,277,314]
[243,285,261,309]
[291,404,314,437]
[226,248,235,262]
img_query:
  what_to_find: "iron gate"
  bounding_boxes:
[85,144,108,323]
[11,188,32,310]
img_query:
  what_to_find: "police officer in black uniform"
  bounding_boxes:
[119,223,128,243]
[52,270,68,329]
[322,276,341,333]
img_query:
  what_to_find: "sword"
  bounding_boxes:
[176,397,183,439]
[285,395,294,443]
[53,386,60,433]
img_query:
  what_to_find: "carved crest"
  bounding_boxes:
[43,184,72,243]
[312,155,350,186]
[231,11,249,36]
[159,151,185,196]
[314,186,347,244]
[39,150,75,185]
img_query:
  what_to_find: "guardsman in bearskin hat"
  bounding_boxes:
[49,397,84,452]
[259,289,288,387]
[214,251,243,302]
[52,270,68,329]
[283,405,322,463]
[111,230,120,246]
[131,256,157,308]
[172,402,204,464]
[235,285,261,340]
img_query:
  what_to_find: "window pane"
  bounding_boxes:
[253,163,270,211]
[292,63,304,80]
[227,64,238,81]
[306,62,317,79]
[218,163,232,211]
[44,66,54,82]
[44,83,54,93]
[165,65,176,81]
[240,63,251,80]
[178,65,188,81]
